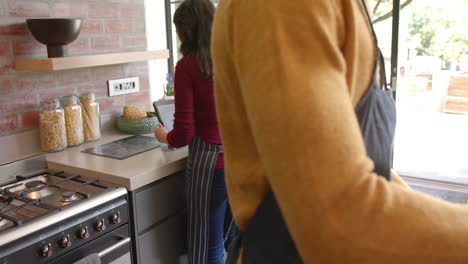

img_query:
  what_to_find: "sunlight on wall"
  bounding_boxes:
[145,0,169,104]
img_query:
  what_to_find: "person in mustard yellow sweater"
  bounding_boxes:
[211,0,468,263]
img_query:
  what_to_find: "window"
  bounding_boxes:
[145,0,170,102]
[162,0,468,184]
[166,0,182,73]
[165,0,219,73]
[371,0,468,184]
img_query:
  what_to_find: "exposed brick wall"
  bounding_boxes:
[0,0,151,136]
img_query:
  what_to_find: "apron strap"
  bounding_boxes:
[378,49,390,90]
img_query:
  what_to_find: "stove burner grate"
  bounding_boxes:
[0,196,12,210]
[0,170,114,231]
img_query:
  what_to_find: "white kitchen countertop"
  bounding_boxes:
[46,132,188,191]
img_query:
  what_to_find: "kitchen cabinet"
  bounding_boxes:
[137,211,187,263]
[128,171,187,264]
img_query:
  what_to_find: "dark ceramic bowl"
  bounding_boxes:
[26,18,82,58]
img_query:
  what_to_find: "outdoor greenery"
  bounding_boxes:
[371,0,468,66]
[405,0,468,65]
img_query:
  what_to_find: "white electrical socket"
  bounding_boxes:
[108,77,140,96]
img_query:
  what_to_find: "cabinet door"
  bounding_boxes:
[134,172,185,233]
[138,211,187,264]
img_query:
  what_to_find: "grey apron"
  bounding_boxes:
[226,0,396,263]
[186,135,235,264]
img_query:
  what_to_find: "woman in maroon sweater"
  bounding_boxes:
[154,0,235,263]
[161,52,224,169]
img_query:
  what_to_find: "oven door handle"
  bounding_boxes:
[98,236,131,258]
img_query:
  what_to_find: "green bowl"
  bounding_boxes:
[116,112,159,134]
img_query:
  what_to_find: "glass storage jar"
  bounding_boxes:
[79,92,101,141]
[60,95,84,147]
[39,99,67,152]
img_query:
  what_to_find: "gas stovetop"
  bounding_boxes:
[0,170,116,233]
[0,155,130,263]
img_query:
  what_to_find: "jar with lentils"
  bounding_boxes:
[39,99,67,152]
[60,95,84,147]
[79,92,101,142]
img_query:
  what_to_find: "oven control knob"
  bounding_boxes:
[60,235,72,248]
[96,218,106,231]
[111,212,121,224]
[79,226,89,239]
[40,243,53,257]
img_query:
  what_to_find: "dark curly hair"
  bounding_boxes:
[173,0,215,79]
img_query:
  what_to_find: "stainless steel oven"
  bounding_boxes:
[50,225,131,264]
[0,155,132,264]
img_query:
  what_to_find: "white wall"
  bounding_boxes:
[145,0,169,103]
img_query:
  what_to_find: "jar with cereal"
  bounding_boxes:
[39,99,67,152]
[79,92,101,141]
[60,95,84,147]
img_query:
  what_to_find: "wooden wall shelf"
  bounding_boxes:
[15,50,170,71]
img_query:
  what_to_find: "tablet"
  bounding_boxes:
[153,99,175,131]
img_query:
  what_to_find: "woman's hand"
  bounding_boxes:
[154,124,169,144]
